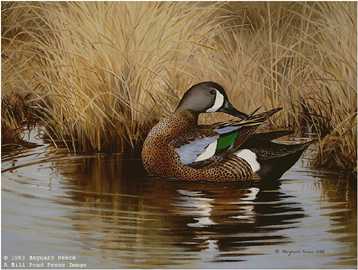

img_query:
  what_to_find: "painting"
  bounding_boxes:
[2,2,356,269]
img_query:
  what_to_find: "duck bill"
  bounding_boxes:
[220,101,249,120]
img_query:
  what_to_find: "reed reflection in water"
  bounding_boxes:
[2,145,357,268]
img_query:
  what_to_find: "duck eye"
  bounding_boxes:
[210,89,216,95]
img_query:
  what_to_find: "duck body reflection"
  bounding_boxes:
[2,148,356,268]
[52,156,307,266]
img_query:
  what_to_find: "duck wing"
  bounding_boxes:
[208,107,283,154]
[170,108,282,167]
[170,129,219,165]
[242,136,313,160]
[243,129,294,143]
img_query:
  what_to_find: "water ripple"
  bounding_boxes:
[2,144,356,268]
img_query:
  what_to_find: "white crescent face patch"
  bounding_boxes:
[206,90,224,112]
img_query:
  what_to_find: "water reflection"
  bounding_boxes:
[318,177,357,267]
[2,146,356,268]
[53,156,305,267]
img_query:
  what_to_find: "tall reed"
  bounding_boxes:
[2,2,356,172]
[209,2,357,172]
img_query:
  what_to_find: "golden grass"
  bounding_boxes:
[2,94,23,144]
[3,2,224,152]
[216,2,357,172]
[1,2,357,172]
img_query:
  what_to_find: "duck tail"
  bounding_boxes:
[248,129,294,142]
[254,140,314,181]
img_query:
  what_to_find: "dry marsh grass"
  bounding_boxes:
[2,2,357,172]
[3,2,224,152]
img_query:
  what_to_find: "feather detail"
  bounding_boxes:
[171,107,284,167]
[217,132,238,152]
[195,140,218,162]
[173,135,218,165]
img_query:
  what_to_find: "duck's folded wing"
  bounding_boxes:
[242,138,314,160]
[169,129,219,166]
[170,120,262,167]
[170,107,283,167]
[208,107,283,152]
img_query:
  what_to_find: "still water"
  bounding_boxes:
[2,130,357,268]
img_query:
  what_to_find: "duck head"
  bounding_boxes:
[175,81,249,119]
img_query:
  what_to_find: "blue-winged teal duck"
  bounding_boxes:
[142,81,312,182]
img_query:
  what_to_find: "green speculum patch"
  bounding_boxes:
[216,132,238,153]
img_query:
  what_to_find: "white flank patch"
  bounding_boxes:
[206,90,224,112]
[195,140,217,162]
[234,149,261,172]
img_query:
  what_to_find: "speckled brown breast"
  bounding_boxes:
[141,110,256,182]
